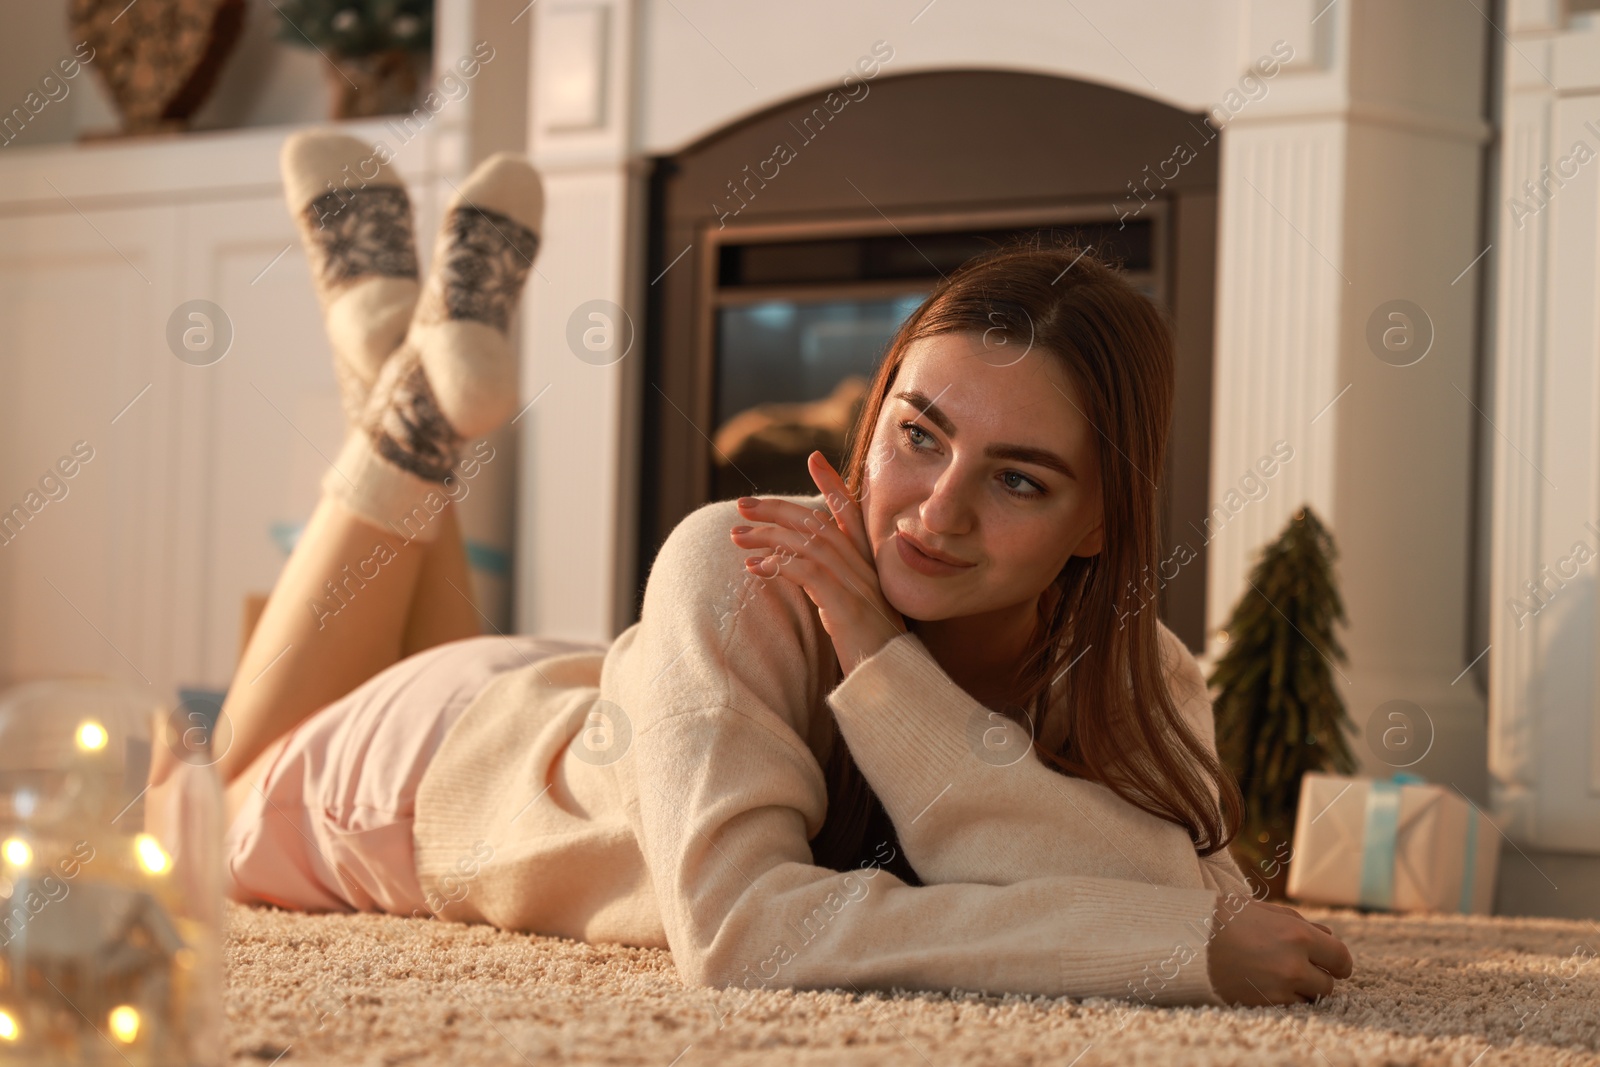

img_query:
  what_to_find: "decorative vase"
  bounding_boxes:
[69,0,246,136]
[0,680,225,1067]
[325,49,423,119]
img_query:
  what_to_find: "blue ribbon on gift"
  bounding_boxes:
[1357,771,1480,913]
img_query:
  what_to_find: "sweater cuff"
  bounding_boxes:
[1063,881,1228,1007]
[1200,850,1257,907]
[825,630,980,820]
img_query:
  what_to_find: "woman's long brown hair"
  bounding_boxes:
[808,241,1244,878]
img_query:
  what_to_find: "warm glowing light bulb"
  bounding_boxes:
[0,1010,17,1041]
[108,1005,140,1043]
[1,839,30,869]
[134,834,170,875]
[75,719,108,751]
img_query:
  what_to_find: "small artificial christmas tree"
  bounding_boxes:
[1207,505,1358,897]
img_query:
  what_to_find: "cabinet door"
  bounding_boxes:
[176,195,344,687]
[0,204,181,695]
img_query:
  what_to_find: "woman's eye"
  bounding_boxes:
[1001,471,1044,498]
[898,421,931,448]
[899,420,1045,499]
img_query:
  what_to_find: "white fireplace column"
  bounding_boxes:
[1207,5,1492,793]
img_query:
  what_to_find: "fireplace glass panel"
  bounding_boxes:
[711,294,926,499]
[707,218,1156,502]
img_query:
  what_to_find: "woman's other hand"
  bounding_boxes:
[1207,895,1355,1006]
[729,451,907,675]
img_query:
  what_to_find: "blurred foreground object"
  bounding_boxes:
[69,0,245,136]
[0,680,224,1066]
[1288,771,1501,914]
[1208,505,1359,897]
[272,0,434,118]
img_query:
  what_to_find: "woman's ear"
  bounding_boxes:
[1073,518,1104,558]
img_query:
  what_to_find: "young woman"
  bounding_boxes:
[151,131,1353,1011]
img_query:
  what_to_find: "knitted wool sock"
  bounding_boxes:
[323,153,544,543]
[280,130,421,425]
[405,152,544,439]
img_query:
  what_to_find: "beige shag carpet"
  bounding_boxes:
[223,899,1600,1066]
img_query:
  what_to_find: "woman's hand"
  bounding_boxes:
[1206,895,1355,1006]
[729,451,907,676]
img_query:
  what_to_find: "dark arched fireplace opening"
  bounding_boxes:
[636,68,1220,651]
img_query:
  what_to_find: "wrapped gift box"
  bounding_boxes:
[1285,772,1501,914]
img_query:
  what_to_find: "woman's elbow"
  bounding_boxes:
[675,934,795,994]
[674,952,725,989]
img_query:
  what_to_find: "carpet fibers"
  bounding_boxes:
[223,900,1600,1066]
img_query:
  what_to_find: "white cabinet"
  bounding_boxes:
[0,204,178,692]
[1489,16,1600,855]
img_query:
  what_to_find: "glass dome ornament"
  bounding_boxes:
[0,679,225,1067]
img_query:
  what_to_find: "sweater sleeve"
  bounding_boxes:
[614,497,1228,1007]
[826,623,1250,901]
[1200,846,1256,903]
[632,704,1228,1006]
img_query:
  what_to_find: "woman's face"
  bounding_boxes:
[861,330,1105,622]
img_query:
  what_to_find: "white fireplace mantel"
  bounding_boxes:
[516,0,1520,845]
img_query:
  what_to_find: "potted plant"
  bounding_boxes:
[272,0,434,119]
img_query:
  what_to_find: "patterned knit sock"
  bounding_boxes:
[322,152,544,542]
[405,152,544,439]
[280,130,421,425]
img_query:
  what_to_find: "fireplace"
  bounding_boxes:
[704,211,1160,501]
[636,69,1220,650]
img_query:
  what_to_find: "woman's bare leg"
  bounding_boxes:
[401,503,482,656]
[209,505,479,830]
[220,730,293,831]
[211,493,429,785]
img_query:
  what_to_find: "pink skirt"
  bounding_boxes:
[222,634,608,916]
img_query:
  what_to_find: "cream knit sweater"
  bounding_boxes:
[412,492,1255,1007]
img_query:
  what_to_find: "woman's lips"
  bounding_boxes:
[895,531,974,576]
